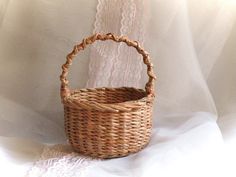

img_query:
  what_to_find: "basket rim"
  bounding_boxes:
[63,87,154,113]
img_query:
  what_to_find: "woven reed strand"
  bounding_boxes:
[60,33,156,158]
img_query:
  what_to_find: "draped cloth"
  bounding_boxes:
[0,0,236,176]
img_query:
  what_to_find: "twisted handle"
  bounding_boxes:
[60,33,156,99]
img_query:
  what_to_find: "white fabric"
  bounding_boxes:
[0,113,229,177]
[0,0,236,177]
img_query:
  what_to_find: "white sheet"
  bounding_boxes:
[0,0,236,177]
[0,112,230,177]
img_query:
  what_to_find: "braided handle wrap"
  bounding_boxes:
[60,33,156,99]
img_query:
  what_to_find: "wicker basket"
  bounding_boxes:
[60,33,156,159]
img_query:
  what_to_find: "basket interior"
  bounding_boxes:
[70,87,147,104]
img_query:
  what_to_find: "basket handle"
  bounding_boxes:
[60,33,156,99]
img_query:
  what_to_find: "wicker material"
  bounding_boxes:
[60,33,156,159]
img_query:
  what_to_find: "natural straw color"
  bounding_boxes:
[60,33,156,158]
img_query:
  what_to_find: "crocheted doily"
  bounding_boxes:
[25,144,98,177]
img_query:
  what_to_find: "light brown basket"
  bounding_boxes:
[60,33,156,159]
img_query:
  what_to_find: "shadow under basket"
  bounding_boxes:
[60,33,156,159]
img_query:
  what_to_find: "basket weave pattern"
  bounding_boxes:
[60,33,156,158]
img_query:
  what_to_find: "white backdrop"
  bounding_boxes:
[0,0,236,177]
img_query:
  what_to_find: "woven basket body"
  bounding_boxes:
[60,33,156,159]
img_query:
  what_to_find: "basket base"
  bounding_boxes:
[70,137,151,159]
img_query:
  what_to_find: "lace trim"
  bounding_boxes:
[25,144,97,177]
[86,0,123,87]
[86,0,150,88]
